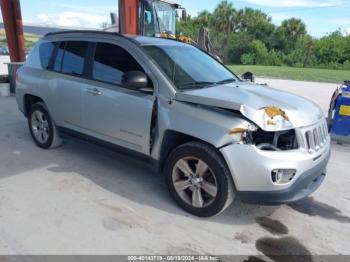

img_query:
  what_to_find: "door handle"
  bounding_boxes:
[86,88,102,95]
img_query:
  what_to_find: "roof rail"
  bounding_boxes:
[44,30,123,37]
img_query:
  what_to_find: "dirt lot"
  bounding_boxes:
[0,79,349,257]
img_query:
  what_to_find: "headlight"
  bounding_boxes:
[229,125,298,150]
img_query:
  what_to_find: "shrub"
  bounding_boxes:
[250,40,269,65]
[267,49,283,66]
[343,60,350,70]
[241,53,255,64]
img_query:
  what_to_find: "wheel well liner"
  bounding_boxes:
[23,94,43,117]
[158,130,205,172]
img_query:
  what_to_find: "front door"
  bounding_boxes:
[81,42,154,155]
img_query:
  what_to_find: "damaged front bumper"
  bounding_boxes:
[220,136,331,205]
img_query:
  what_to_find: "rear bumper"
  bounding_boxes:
[238,149,329,205]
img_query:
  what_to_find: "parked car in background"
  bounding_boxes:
[0,47,9,55]
[15,31,331,217]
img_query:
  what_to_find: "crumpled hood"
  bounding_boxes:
[175,82,324,131]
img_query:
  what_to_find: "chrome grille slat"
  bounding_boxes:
[302,119,328,153]
[319,126,324,145]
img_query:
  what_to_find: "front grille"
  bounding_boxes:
[303,119,328,153]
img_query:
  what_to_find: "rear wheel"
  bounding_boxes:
[28,102,62,149]
[165,141,235,217]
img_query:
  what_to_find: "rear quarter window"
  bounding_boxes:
[38,41,56,69]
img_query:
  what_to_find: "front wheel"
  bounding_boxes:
[165,141,235,217]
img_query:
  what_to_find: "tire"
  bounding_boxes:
[165,141,235,217]
[28,102,62,149]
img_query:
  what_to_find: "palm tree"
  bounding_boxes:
[281,18,307,46]
[237,8,272,32]
[209,0,237,34]
[209,0,237,62]
[195,10,211,27]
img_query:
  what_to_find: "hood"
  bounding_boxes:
[175,82,324,131]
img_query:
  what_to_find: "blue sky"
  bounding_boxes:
[5,0,350,38]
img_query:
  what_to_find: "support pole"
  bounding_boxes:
[0,0,26,62]
[118,0,139,35]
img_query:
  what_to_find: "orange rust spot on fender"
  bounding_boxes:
[263,106,290,121]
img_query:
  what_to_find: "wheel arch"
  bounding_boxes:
[23,94,44,117]
[158,130,219,172]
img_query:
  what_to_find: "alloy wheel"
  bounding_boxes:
[31,110,50,144]
[172,157,218,208]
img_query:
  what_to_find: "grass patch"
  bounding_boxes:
[228,65,349,84]
[0,29,40,49]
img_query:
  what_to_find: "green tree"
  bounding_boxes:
[274,18,307,51]
[241,40,269,65]
[176,18,201,39]
[209,0,237,62]
[314,31,347,65]
[176,4,350,69]
[251,40,269,65]
[343,35,350,62]
[236,8,275,47]
[194,10,212,27]
[209,0,237,34]
[230,31,253,63]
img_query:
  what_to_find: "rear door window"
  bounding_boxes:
[61,41,88,76]
[92,42,143,85]
[39,41,56,69]
[53,42,65,72]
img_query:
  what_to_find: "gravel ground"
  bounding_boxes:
[0,71,349,257]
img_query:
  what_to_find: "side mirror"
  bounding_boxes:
[122,71,148,90]
[241,71,255,82]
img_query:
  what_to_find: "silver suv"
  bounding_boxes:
[16,31,330,217]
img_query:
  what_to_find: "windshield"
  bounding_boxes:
[143,45,238,90]
[153,2,176,34]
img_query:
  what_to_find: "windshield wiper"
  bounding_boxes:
[179,81,216,89]
[215,78,236,84]
[179,78,236,90]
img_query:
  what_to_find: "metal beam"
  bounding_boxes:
[0,0,25,62]
[118,0,139,35]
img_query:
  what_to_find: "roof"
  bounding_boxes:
[44,30,189,47]
[44,30,121,37]
[131,36,188,46]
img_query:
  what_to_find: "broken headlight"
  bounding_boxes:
[229,125,298,150]
[252,129,299,151]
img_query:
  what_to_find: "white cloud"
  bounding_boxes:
[35,12,107,29]
[269,13,290,23]
[242,0,343,7]
[49,3,116,15]
[345,28,350,36]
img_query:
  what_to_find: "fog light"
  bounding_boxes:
[271,169,296,184]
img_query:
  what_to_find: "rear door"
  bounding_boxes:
[81,42,155,155]
[49,41,89,130]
